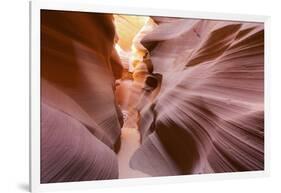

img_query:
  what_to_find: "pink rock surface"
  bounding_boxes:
[40,10,123,182]
[130,18,264,176]
[41,104,118,182]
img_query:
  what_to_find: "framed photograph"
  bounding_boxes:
[30,0,270,192]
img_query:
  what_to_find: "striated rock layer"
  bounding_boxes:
[40,10,123,183]
[130,18,264,176]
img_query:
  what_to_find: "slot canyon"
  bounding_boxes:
[40,10,264,183]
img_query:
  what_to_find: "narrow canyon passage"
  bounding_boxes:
[114,78,150,178]
[113,15,155,178]
[40,10,264,183]
[117,127,150,178]
[115,80,150,178]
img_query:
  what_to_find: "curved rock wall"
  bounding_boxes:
[130,18,264,176]
[40,10,123,183]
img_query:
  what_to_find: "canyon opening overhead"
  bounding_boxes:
[40,10,264,183]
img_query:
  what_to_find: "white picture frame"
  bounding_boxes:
[30,0,270,192]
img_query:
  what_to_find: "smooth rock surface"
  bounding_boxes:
[40,10,123,183]
[131,18,264,176]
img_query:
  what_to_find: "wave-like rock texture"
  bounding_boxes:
[40,10,123,183]
[41,103,119,182]
[130,18,264,176]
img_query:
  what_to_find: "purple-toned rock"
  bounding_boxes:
[40,10,123,182]
[41,104,118,183]
[131,18,264,176]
